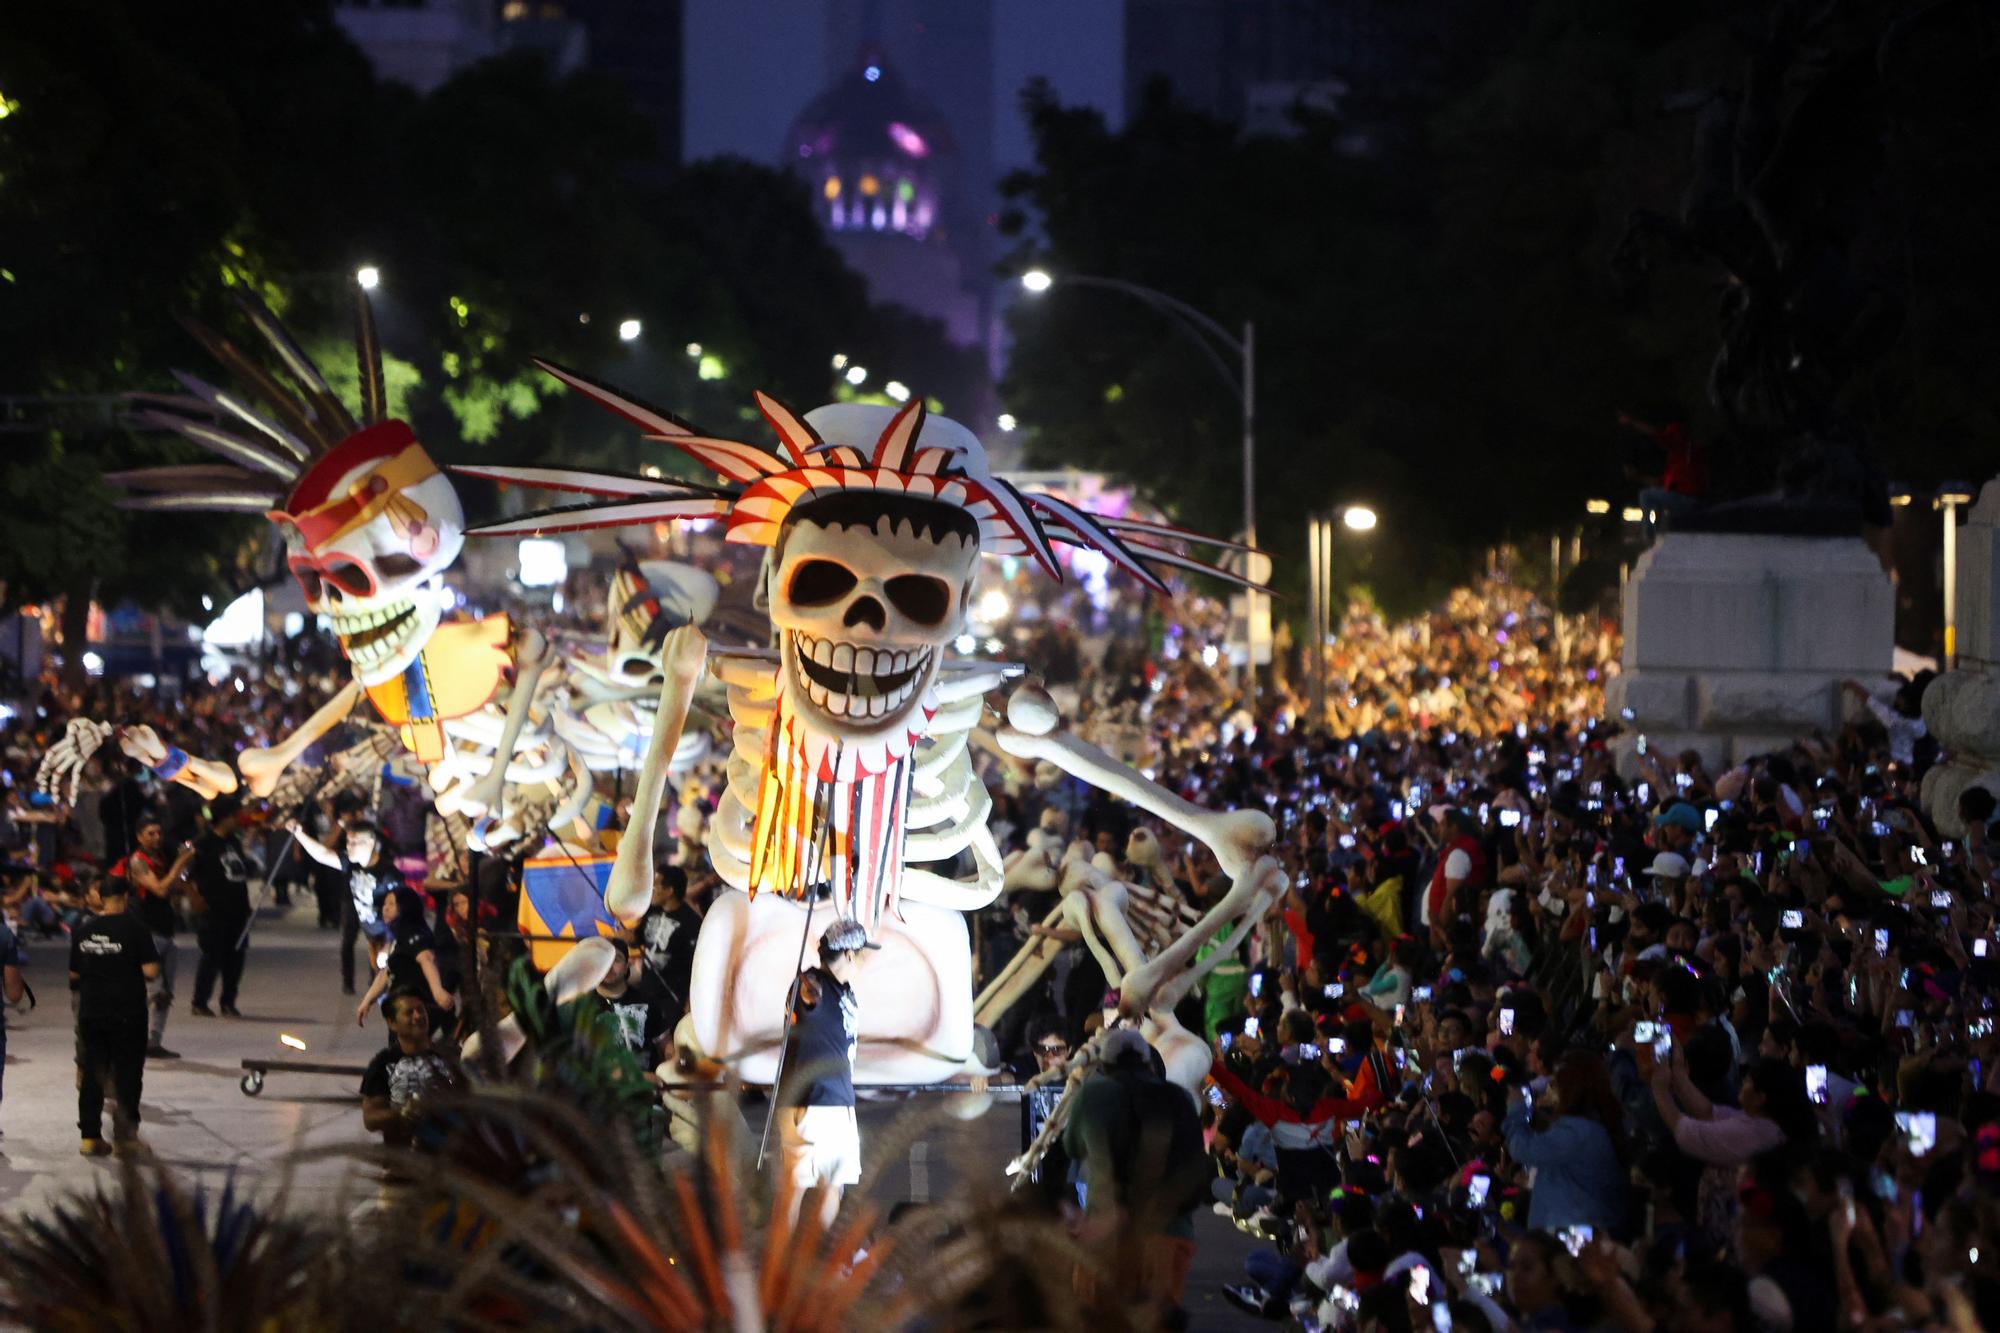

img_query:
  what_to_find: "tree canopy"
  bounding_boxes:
[0,0,941,644]
[999,0,2000,617]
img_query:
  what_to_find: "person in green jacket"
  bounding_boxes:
[1197,920,1250,1042]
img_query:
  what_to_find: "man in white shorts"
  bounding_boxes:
[777,917,876,1227]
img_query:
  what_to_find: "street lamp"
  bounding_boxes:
[354,264,381,291]
[996,412,1018,432]
[844,364,868,386]
[1939,481,1976,667]
[1342,505,1377,532]
[885,380,911,403]
[618,318,642,342]
[1018,266,1260,700]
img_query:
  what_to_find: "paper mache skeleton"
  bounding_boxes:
[35,291,709,862]
[461,363,1287,1091]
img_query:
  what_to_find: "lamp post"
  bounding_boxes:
[1020,268,1258,701]
[1305,507,1375,724]
[1938,482,1975,667]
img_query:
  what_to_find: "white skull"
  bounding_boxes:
[283,464,464,688]
[770,498,978,741]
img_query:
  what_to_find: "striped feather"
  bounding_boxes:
[1037,516,1169,594]
[870,399,926,471]
[752,391,817,466]
[654,435,790,485]
[168,372,313,463]
[117,492,281,513]
[451,464,732,500]
[353,286,385,425]
[174,318,330,454]
[1096,512,1259,552]
[973,476,1063,581]
[234,295,357,437]
[103,464,271,492]
[1118,533,1274,594]
[465,495,732,537]
[130,410,303,481]
[534,358,697,438]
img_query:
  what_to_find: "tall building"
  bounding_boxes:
[684,0,1124,369]
[783,48,978,348]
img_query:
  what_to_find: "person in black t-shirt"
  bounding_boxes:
[69,879,161,1155]
[360,990,464,1152]
[593,960,677,1065]
[635,866,700,1026]
[776,916,876,1227]
[354,887,456,1035]
[190,797,253,1017]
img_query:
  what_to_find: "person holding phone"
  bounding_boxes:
[1651,1050,1812,1246]
[1501,1051,1629,1236]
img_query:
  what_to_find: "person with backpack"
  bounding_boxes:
[1062,1027,1207,1326]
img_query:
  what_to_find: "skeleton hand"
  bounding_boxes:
[36,718,115,805]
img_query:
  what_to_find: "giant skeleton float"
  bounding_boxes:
[40,287,1286,1141]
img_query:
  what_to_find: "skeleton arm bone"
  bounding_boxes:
[237,681,361,798]
[995,689,1274,881]
[605,625,706,925]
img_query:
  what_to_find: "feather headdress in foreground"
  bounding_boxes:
[454,360,1270,595]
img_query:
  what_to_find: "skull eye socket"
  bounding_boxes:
[376,553,423,583]
[787,559,858,607]
[323,559,376,598]
[886,574,952,627]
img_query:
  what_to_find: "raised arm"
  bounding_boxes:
[289,824,342,870]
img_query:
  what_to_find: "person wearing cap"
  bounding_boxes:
[189,796,253,1018]
[776,916,875,1228]
[1651,802,1702,858]
[1641,849,1691,895]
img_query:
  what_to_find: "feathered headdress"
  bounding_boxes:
[108,287,441,556]
[455,360,1269,595]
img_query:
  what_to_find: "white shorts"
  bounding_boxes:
[777,1104,861,1190]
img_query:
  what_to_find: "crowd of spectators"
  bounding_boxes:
[982,576,1989,1332]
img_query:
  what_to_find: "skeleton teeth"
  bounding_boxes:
[854,647,877,676]
[831,642,854,673]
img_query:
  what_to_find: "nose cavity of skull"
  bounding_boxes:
[843,594,887,632]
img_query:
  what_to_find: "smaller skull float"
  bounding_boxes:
[112,291,507,767]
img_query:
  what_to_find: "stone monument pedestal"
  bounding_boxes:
[1606,533,1892,778]
[1922,480,2000,834]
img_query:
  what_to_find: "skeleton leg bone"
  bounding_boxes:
[604,625,706,925]
[457,628,552,819]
